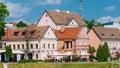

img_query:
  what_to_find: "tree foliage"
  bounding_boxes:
[17,21,27,27]
[0,2,9,40]
[89,45,96,55]
[83,19,103,29]
[96,42,109,62]
[83,19,95,29]
[95,23,104,27]
[89,45,96,60]
[5,46,12,58]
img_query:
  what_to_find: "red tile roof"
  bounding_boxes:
[2,25,48,41]
[92,27,120,40]
[54,27,81,39]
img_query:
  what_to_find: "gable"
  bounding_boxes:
[43,27,57,39]
[68,19,79,27]
[77,27,89,39]
[37,12,56,29]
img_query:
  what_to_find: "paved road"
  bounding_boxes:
[3,63,8,68]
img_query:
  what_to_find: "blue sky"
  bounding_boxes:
[0,0,120,23]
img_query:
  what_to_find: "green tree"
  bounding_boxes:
[17,21,27,27]
[0,2,9,40]
[96,45,102,62]
[103,42,109,61]
[89,45,96,55]
[95,23,104,27]
[5,46,12,58]
[83,19,95,29]
[89,45,96,60]
[97,42,109,62]
[83,19,103,29]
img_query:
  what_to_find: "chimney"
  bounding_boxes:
[65,10,69,13]
[60,26,65,33]
[54,9,60,12]
[5,28,11,39]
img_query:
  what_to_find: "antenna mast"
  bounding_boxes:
[79,0,82,17]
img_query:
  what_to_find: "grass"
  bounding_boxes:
[8,62,119,68]
[0,62,3,68]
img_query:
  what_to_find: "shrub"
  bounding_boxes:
[19,59,38,63]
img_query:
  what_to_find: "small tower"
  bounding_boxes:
[79,0,82,17]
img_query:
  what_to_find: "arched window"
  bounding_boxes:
[48,44,50,49]
[53,44,55,49]
[31,44,33,49]
[43,44,45,49]
[13,44,15,49]
[36,54,38,59]
[36,44,38,49]
[18,44,20,49]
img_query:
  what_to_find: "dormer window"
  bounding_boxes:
[30,30,36,36]
[101,34,104,36]
[111,34,114,36]
[22,31,26,36]
[14,31,19,36]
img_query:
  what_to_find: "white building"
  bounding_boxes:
[0,25,58,61]
[37,9,88,32]
[103,22,120,29]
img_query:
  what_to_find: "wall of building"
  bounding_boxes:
[40,40,57,60]
[37,12,56,29]
[67,19,79,27]
[88,29,102,50]
[104,22,120,29]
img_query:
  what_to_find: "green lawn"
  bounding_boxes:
[0,62,3,68]
[8,62,119,68]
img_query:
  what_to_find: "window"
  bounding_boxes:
[36,54,38,59]
[72,22,74,24]
[46,14,48,17]
[79,41,82,45]
[18,44,20,49]
[43,44,45,49]
[66,45,69,48]
[9,44,11,48]
[22,31,26,36]
[36,44,38,49]
[31,44,33,49]
[4,42,6,46]
[46,20,47,22]
[22,44,24,49]
[48,44,50,49]
[48,32,49,35]
[84,41,87,45]
[101,34,104,36]
[111,34,114,36]
[13,44,15,49]
[0,43,2,48]
[53,44,55,49]
[14,31,19,36]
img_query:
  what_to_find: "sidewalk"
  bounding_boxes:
[3,63,8,68]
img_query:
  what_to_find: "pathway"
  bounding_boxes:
[3,63,8,68]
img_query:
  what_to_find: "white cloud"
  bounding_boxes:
[6,2,31,18]
[96,16,120,23]
[36,0,62,5]
[113,17,120,22]
[0,0,5,2]
[96,16,113,23]
[105,5,116,11]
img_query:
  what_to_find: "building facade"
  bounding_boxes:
[88,27,120,57]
